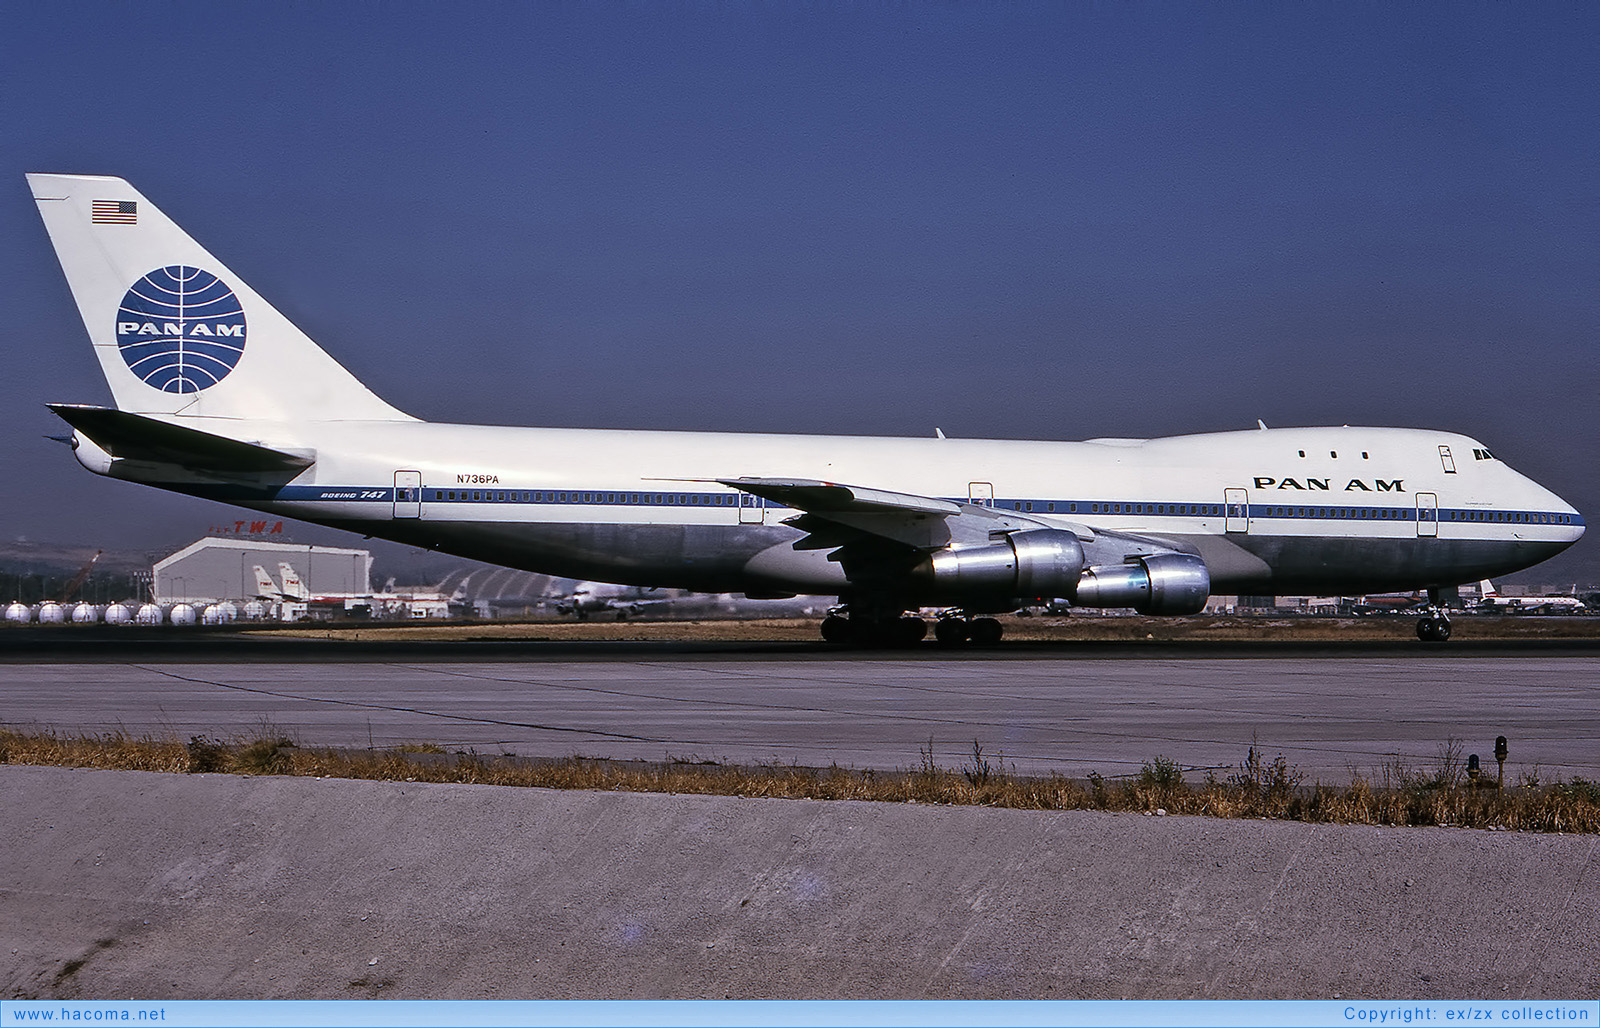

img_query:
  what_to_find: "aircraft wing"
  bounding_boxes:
[48,404,314,473]
[716,476,1095,552]
[716,477,961,515]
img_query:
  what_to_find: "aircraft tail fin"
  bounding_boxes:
[1479,579,1498,599]
[277,562,310,600]
[27,173,412,423]
[253,566,282,599]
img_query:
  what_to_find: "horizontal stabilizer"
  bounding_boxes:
[47,404,314,473]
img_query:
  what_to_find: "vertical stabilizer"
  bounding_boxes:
[253,566,282,599]
[28,173,412,422]
[277,563,310,600]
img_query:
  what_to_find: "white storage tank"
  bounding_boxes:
[201,602,238,625]
[4,602,31,624]
[135,603,164,626]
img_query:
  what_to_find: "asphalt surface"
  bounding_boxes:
[2,637,1596,781]
[5,625,1600,662]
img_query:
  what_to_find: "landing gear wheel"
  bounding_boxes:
[969,617,1004,646]
[894,617,928,646]
[934,618,968,646]
[820,615,850,644]
[820,604,928,648]
[1417,616,1451,642]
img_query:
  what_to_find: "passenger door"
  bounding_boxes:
[1225,488,1249,533]
[393,471,421,519]
[1416,492,1438,538]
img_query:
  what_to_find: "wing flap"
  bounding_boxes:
[48,404,315,473]
[718,476,1103,552]
[715,477,961,515]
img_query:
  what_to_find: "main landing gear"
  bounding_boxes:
[933,614,1004,647]
[819,608,1006,648]
[819,613,927,647]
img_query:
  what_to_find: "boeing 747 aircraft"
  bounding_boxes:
[28,174,1586,644]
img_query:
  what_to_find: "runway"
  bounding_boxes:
[4,650,1596,781]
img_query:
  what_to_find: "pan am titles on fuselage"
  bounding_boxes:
[28,173,1586,645]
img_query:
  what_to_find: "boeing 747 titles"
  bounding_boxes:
[28,174,1586,644]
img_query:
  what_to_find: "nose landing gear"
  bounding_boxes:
[1417,614,1451,642]
[1416,588,1453,642]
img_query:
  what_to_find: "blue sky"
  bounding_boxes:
[3,2,1597,582]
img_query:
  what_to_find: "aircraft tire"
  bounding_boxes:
[895,617,928,646]
[820,615,850,644]
[1416,617,1451,642]
[969,617,1004,646]
[934,618,967,646]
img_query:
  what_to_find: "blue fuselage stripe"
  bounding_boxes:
[234,485,1584,529]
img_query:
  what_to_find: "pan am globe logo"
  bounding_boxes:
[115,266,247,393]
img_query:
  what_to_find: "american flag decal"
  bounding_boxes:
[91,200,137,224]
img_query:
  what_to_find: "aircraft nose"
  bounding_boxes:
[1541,486,1585,545]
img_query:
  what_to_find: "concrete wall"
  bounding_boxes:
[3,765,1596,1000]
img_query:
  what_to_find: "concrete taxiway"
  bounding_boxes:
[4,652,1596,781]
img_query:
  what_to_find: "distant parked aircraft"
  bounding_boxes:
[1475,580,1587,614]
[552,582,677,620]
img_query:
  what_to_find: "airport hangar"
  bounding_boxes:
[154,537,368,606]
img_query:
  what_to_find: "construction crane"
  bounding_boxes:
[59,550,102,603]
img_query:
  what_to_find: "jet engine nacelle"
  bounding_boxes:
[1072,552,1211,615]
[914,529,1086,608]
[69,431,116,476]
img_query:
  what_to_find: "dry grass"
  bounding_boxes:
[0,728,190,773]
[1,725,1595,833]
